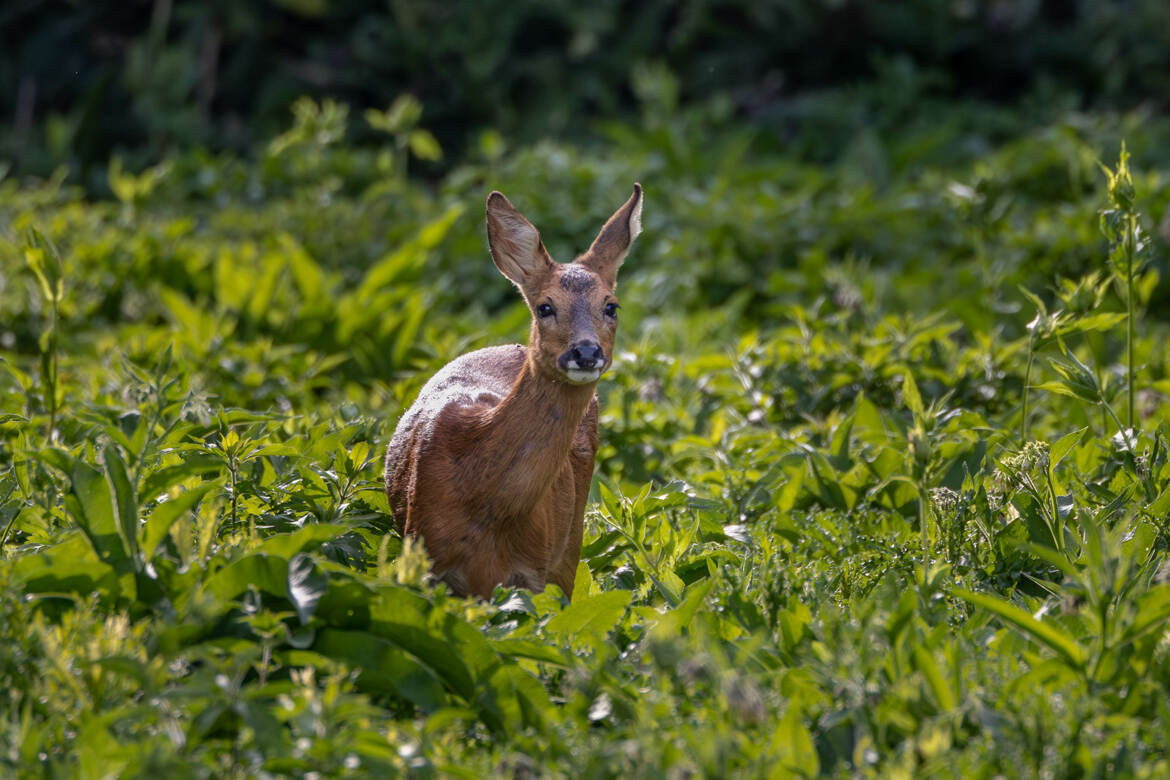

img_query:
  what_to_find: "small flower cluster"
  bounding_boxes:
[1003,440,1050,475]
[930,486,960,513]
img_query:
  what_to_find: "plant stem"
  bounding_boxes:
[45,296,59,442]
[1044,468,1064,555]
[921,488,932,563]
[1126,213,1136,432]
[1100,398,1133,451]
[1021,336,1035,442]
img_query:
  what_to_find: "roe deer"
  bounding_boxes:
[384,184,643,599]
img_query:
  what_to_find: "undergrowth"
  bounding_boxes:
[2,90,1170,777]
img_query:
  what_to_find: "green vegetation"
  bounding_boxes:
[4,74,1170,776]
[7,1,1170,181]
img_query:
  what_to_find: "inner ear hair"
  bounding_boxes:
[486,191,552,286]
[578,183,643,286]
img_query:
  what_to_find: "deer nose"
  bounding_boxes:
[568,341,605,370]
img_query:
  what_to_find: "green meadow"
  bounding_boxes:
[5,42,1170,779]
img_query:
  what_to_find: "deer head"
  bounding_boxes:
[486,184,643,385]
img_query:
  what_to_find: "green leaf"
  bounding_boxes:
[202,554,289,603]
[1019,285,1048,319]
[1049,427,1087,472]
[952,588,1084,668]
[287,553,327,624]
[770,705,819,778]
[143,483,215,559]
[490,639,571,667]
[363,587,489,699]
[102,444,139,562]
[10,533,122,599]
[258,524,350,558]
[312,629,445,711]
[140,456,223,502]
[1047,353,1101,403]
[902,370,924,420]
[1064,311,1127,333]
[912,645,957,711]
[25,228,64,303]
[409,129,443,161]
[67,462,130,565]
[1145,486,1170,518]
[247,443,301,460]
[545,590,631,650]
[478,663,557,734]
[1120,584,1170,644]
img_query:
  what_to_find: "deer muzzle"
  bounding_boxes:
[559,340,606,384]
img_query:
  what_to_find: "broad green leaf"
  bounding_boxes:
[912,645,957,711]
[1047,353,1101,403]
[572,560,598,599]
[671,578,714,629]
[247,443,301,460]
[143,483,215,559]
[1145,486,1170,517]
[67,462,129,564]
[312,628,445,711]
[409,129,443,161]
[1122,584,1170,643]
[365,587,488,699]
[9,533,121,598]
[258,524,349,558]
[287,552,326,624]
[902,370,924,420]
[545,590,631,650]
[140,456,223,502]
[1049,427,1087,472]
[102,444,139,562]
[770,705,819,778]
[32,447,76,475]
[283,234,329,308]
[490,639,572,667]
[1019,542,1080,581]
[477,662,557,735]
[202,554,289,603]
[1064,311,1126,333]
[775,467,804,513]
[953,588,1084,668]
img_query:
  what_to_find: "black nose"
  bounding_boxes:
[569,341,604,370]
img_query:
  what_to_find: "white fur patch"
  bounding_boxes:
[565,368,602,384]
[628,190,643,243]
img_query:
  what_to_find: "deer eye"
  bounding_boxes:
[536,303,555,318]
[603,302,620,318]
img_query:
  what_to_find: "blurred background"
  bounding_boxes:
[4,0,1170,184]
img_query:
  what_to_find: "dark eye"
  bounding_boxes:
[603,302,620,318]
[537,303,555,318]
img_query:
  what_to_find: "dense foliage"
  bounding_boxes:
[4,79,1170,776]
[5,0,1170,181]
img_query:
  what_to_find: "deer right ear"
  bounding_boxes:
[486,192,553,290]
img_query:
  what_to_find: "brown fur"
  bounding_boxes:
[384,185,643,599]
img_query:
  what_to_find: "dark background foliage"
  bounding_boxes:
[4,0,1170,184]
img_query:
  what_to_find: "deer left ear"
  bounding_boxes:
[577,183,642,288]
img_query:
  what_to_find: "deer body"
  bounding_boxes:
[385,185,643,599]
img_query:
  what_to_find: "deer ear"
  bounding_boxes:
[577,183,642,287]
[486,191,553,290]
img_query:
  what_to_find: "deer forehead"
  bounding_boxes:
[554,264,603,295]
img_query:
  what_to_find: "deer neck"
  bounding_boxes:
[475,349,595,518]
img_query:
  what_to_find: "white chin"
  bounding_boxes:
[564,368,602,384]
